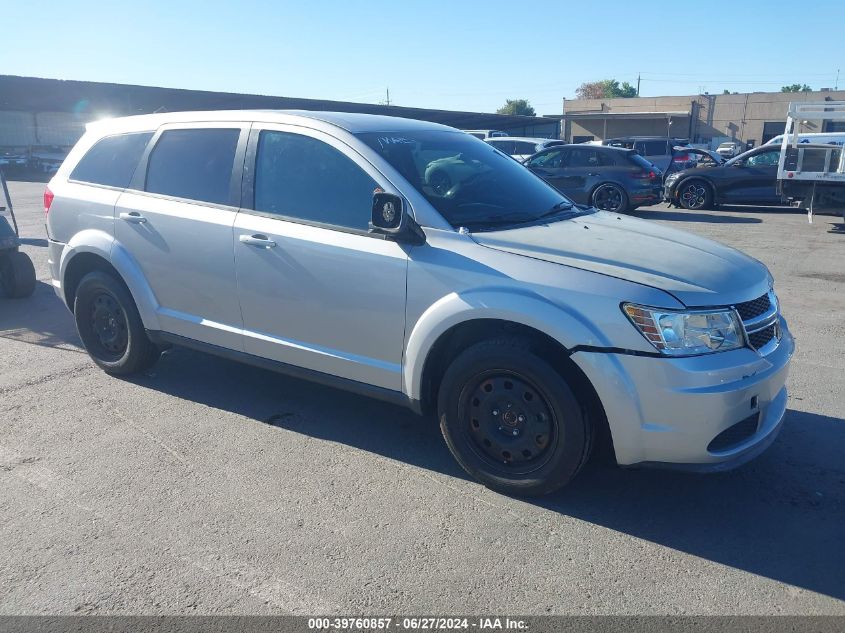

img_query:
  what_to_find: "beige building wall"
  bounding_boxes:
[562,90,845,147]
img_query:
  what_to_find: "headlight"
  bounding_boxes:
[622,304,744,356]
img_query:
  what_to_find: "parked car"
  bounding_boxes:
[603,136,693,172]
[716,141,744,158]
[663,146,725,178]
[463,129,508,140]
[764,132,845,147]
[47,111,793,496]
[30,145,70,173]
[524,144,663,212]
[664,144,785,210]
[0,146,29,173]
[485,137,566,162]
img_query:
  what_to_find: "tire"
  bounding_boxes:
[437,338,592,497]
[0,251,36,298]
[591,183,628,213]
[73,271,159,375]
[677,179,713,210]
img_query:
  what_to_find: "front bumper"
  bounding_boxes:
[572,316,794,468]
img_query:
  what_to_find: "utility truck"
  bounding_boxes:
[777,101,845,223]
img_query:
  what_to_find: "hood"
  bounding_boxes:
[471,212,771,306]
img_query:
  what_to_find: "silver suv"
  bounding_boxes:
[46,111,794,496]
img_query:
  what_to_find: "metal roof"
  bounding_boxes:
[0,75,557,132]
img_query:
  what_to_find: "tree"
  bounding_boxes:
[496,99,536,116]
[781,84,812,93]
[575,79,638,100]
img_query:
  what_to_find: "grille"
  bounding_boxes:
[707,413,760,452]
[748,323,777,350]
[736,294,771,320]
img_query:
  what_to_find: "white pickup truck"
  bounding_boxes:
[777,101,845,222]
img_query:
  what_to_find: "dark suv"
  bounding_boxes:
[524,144,663,212]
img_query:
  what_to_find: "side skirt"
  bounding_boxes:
[146,330,422,415]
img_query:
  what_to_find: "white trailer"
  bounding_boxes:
[777,101,845,223]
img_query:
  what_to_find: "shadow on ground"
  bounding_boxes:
[634,209,762,223]
[123,345,845,602]
[0,280,82,351]
[2,274,843,602]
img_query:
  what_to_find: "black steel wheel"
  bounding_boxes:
[678,179,713,210]
[438,338,593,496]
[591,183,628,212]
[0,251,36,298]
[73,271,160,375]
[461,371,556,476]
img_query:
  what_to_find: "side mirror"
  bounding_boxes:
[732,159,744,167]
[369,192,425,244]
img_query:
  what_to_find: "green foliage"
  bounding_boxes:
[781,84,812,93]
[575,79,638,100]
[496,99,536,116]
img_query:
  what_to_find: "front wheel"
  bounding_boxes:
[591,183,628,213]
[73,271,160,375]
[677,179,713,210]
[437,338,592,497]
[0,251,36,298]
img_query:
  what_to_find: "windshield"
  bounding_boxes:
[357,130,582,230]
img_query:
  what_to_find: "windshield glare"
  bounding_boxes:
[357,130,579,229]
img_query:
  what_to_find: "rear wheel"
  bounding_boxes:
[591,183,628,213]
[677,179,713,210]
[437,338,592,496]
[73,271,160,375]
[0,251,36,298]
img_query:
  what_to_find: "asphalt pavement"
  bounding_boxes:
[1,179,843,614]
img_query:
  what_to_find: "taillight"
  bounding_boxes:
[672,153,690,162]
[636,170,658,180]
[43,187,54,215]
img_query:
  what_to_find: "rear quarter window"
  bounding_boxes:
[69,132,153,188]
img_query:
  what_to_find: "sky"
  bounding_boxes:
[4,0,844,115]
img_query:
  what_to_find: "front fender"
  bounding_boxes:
[403,287,610,401]
[60,230,161,330]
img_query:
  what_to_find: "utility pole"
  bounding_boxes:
[385,88,391,106]
[836,69,840,90]
[636,73,641,96]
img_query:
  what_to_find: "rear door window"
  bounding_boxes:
[487,140,515,155]
[70,132,153,188]
[145,128,240,205]
[637,140,669,156]
[565,148,613,167]
[514,141,539,156]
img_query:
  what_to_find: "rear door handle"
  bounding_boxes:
[587,172,600,177]
[119,211,147,224]
[239,234,276,248]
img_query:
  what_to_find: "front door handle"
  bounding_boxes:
[119,211,147,224]
[239,234,277,248]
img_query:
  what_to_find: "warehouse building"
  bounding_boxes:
[0,74,560,166]
[561,90,845,149]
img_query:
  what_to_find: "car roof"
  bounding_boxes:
[485,136,560,143]
[85,109,459,136]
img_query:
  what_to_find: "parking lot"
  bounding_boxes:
[1,179,843,614]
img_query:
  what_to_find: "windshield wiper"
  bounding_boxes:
[459,204,576,231]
